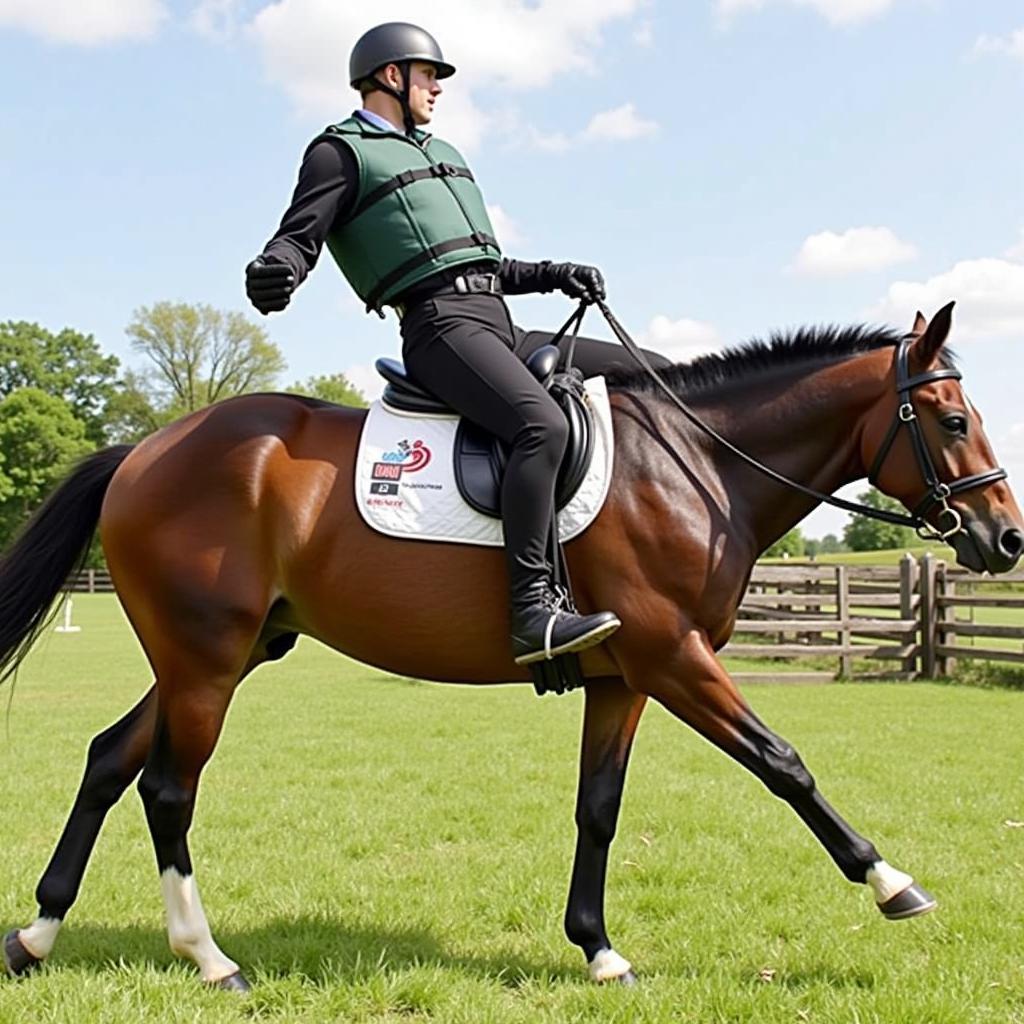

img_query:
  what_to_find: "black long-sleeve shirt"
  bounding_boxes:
[261,136,556,297]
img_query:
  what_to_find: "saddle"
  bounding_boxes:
[374,345,595,518]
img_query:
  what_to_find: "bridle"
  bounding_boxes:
[865,333,1007,541]
[554,301,1008,545]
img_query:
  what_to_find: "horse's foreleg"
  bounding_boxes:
[564,677,646,983]
[634,631,936,920]
[4,688,157,976]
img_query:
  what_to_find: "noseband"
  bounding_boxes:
[581,302,1008,546]
[866,335,1007,541]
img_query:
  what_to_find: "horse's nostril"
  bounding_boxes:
[998,527,1024,559]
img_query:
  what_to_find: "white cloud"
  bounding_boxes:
[523,102,658,151]
[996,422,1024,497]
[486,204,524,247]
[343,361,386,403]
[1005,228,1024,263]
[792,226,917,277]
[641,315,722,362]
[973,28,1024,60]
[867,257,1024,341]
[0,0,166,44]
[716,0,899,27]
[248,0,644,151]
[582,103,659,142]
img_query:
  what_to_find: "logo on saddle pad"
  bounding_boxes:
[372,439,432,482]
[369,439,436,502]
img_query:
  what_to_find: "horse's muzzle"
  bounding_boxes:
[952,518,1024,574]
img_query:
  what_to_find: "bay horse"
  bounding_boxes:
[1,302,1020,991]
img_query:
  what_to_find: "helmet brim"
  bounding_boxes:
[351,58,457,88]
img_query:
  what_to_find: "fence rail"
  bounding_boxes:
[70,556,1024,682]
[724,553,1024,682]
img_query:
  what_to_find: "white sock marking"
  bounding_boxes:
[866,860,913,903]
[17,917,61,959]
[160,868,239,982]
[588,947,632,982]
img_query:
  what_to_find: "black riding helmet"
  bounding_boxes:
[350,23,455,135]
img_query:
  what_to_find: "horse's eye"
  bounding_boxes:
[941,414,968,436]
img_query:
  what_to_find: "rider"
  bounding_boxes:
[245,22,622,667]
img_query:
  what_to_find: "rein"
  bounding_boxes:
[561,300,1008,543]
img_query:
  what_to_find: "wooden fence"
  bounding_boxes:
[71,556,1024,682]
[726,554,1024,682]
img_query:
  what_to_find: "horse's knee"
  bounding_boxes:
[576,782,622,848]
[760,738,815,800]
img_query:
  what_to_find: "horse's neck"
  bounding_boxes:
[697,355,887,551]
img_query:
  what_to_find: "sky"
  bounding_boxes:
[2,0,1023,537]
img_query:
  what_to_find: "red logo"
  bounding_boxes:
[403,439,431,473]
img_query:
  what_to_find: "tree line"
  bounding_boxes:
[0,303,366,555]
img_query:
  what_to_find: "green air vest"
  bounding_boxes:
[319,116,501,313]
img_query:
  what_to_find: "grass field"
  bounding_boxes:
[0,596,1022,1023]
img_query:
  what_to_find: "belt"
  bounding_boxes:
[393,271,503,319]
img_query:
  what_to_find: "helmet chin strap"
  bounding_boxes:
[365,61,417,136]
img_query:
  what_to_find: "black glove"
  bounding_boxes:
[547,261,606,303]
[245,256,295,314]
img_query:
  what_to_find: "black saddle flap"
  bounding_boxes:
[454,373,595,519]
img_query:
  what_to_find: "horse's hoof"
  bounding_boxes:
[213,970,251,994]
[615,969,638,986]
[3,931,42,977]
[878,882,937,920]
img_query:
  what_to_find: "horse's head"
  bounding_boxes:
[862,302,1023,573]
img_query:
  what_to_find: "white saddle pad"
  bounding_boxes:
[354,376,614,546]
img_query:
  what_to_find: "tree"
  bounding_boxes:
[102,369,167,443]
[0,321,121,443]
[126,303,286,414]
[842,489,916,551]
[765,527,805,559]
[288,372,367,408]
[0,388,94,547]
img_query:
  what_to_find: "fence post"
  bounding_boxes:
[935,561,954,677]
[835,565,851,679]
[899,553,919,677]
[88,568,95,594]
[919,552,937,678]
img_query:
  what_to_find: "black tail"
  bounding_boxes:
[0,445,133,685]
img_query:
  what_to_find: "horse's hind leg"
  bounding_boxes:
[133,600,270,991]
[628,630,935,919]
[5,688,157,975]
[564,677,646,984]
[138,680,247,989]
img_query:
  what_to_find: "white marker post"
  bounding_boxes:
[54,599,81,633]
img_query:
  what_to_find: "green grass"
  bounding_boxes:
[0,596,1022,1023]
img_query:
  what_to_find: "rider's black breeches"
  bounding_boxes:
[401,293,565,583]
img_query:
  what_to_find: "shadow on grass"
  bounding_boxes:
[35,916,584,988]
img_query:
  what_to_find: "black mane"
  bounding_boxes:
[606,323,923,397]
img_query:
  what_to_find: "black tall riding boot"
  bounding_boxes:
[509,571,621,665]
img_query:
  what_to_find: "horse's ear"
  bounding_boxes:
[912,310,927,335]
[910,301,955,365]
